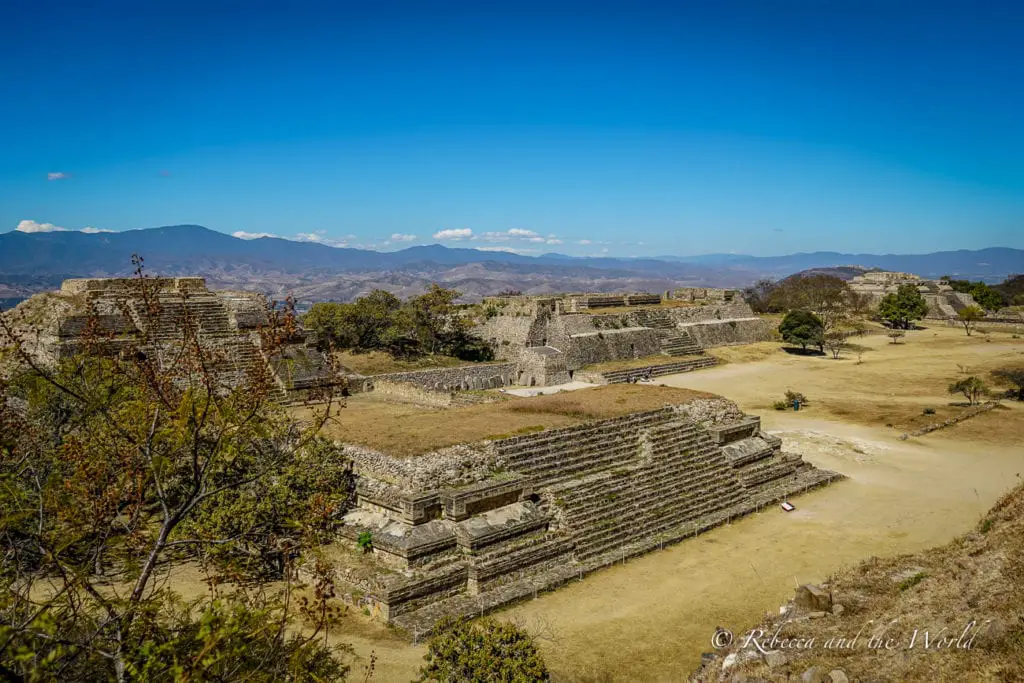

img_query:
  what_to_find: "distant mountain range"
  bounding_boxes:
[0,225,1020,304]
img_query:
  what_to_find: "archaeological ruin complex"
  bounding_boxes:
[334,391,842,635]
[3,278,846,637]
[470,289,771,387]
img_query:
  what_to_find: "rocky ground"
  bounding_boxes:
[692,481,1024,682]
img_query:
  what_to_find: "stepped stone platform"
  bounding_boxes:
[475,290,771,388]
[4,277,339,400]
[331,394,844,637]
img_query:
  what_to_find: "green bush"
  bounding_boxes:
[357,531,373,553]
[418,617,549,682]
[784,390,808,405]
[899,571,928,591]
[773,400,789,411]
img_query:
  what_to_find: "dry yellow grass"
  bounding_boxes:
[298,384,715,456]
[672,325,1024,436]
[333,350,477,376]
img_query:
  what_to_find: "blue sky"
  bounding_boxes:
[1,1,1022,257]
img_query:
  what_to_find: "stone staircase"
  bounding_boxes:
[632,309,704,356]
[496,412,746,562]
[128,295,235,340]
[598,356,718,384]
[492,409,674,487]
[126,295,290,399]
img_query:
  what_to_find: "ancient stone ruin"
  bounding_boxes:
[334,394,842,636]
[847,271,981,320]
[473,289,771,386]
[2,277,337,399]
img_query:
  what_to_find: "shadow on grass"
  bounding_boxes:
[781,347,826,357]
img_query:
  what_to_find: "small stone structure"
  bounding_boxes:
[4,277,338,400]
[333,396,843,634]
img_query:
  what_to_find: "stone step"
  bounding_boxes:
[495,410,675,456]
[600,357,717,383]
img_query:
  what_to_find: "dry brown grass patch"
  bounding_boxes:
[300,384,715,456]
[333,350,478,376]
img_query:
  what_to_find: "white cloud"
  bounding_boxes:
[232,231,278,240]
[16,220,68,233]
[546,238,563,244]
[433,228,473,241]
[507,228,539,238]
[577,239,592,245]
[294,231,352,248]
[479,229,557,244]
[476,246,539,254]
[47,172,70,181]
[390,233,417,242]
[80,226,113,234]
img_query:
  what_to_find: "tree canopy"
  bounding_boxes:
[878,284,929,329]
[778,310,824,352]
[303,285,492,361]
[0,264,352,681]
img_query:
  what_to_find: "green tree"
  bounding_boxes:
[418,617,549,683]
[957,305,985,336]
[778,310,824,352]
[348,289,402,349]
[991,367,1024,400]
[878,284,929,329]
[969,282,1006,311]
[948,376,987,405]
[406,285,472,356]
[992,274,1024,306]
[0,263,351,681]
[304,301,355,349]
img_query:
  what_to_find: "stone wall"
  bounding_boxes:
[667,287,735,302]
[518,347,571,386]
[664,301,757,323]
[364,362,518,393]
[681,318,773,347]
[564,327,661,369]
[371,380,460,407]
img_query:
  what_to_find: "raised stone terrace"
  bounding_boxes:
[474,290,771,388]
[6,277,337,399]
[324,387,843,637]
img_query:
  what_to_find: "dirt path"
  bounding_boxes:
[345,327,1024,682]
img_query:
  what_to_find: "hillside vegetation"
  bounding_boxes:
[696,482,1024,682]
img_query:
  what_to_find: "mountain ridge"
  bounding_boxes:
[1,225,1019,303]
